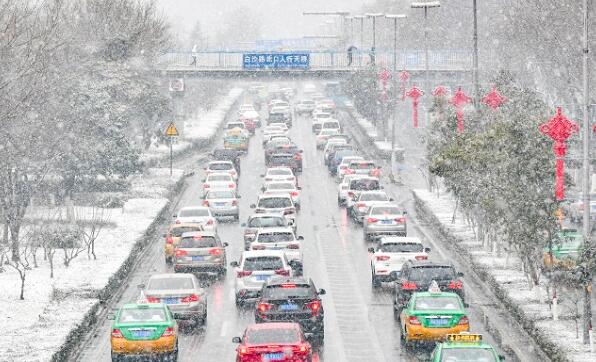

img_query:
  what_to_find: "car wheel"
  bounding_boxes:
[110,352,121,362]
[235,296,243,308]
[372,274,381,288]
[394,304,402,321]
[234,213,239,221]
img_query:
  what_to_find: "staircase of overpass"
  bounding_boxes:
[158,49,473,80]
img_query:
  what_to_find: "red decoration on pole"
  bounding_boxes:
[378,68,392,103]
[406,84,424,128]
[399,70,410,101]
[449,87,472,133]
[432,85,449,98]
[482,86,506,110]
[539,107,579,201]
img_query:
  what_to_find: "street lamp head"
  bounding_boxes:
[411,1,441,8]
[385,14,407,19]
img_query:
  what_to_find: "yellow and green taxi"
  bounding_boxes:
[399,284,469,346]
[163,223,205,263]
[109,301,178,361]
[543,228,582,269]
[223,128,248,151]
[430,333,505,361]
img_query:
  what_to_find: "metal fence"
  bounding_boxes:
[159,49,472,71]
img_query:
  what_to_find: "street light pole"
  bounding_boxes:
[581,0,592,347]
[472,0,479,106]
[386,14,408,150]
[366,13,384,66]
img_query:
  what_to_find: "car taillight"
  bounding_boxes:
[203,184,210,188]
[257,303,272,314]
[294,154,302,161]
[165,236,174,245]
[402,281,417,290]
[175,220,181,224]
[206,219,214,225]
[448,280,463,289]
[415,255,428,260]
[162,327,175,337]
[175,249,187,257]
[275,268,290,276]
[252,245,266,250]
[347,191,355,198]
[306,300,322,316]
[408,316,421,325]
[395,216,406,223]
[208,248,223,255]
[367,217,379,223]
[232,200,238,206]
[357,203,366,208]
[290,191,299,197]
[346,169,354,174]
[180,294,199,303]
[295,344,310,354]
[287,243,300,249]
[239,346,250,355]
[202,200,210,206]
[340,165,347,170]
[237,270,252,277]
[230,170,236,176]
[228,183,235,188]
[265,177,273,181]
[284,208,295,215]
[376,255,390,261]
[458,316,469,325]
[111,329,123,338]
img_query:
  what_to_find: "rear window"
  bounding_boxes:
[414,296,461,311]
[206,190,235,199]
[350,162,375,169]
[370,206,401,215]
[360,193,388,201]
[209,163,233,170]
[178,236,217,248]
[248,217,286,228]
[257,232,294,243]
[267,183,294,190]
[259,197,292,208]
[380,242,423,253]
[409,266,456,281]
[119,308,167,323]
[322,121,340,128]
[268,169,292,176]
[262,284,314,299]
[178,208,209,217]
[148,277,194,290]
[243,256,284,271]
[227,123,244,129]
[169,226,203,237]
[246,328,300,344]
[208,175,232,182]
[270,155,294,162]
[350,179,380,191]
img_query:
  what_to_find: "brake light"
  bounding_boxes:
[290,191,299,197]
[146,296,160,303]
[232,200,238,206]
[340,165,347,170]
[395,216,406,223]
[346,169,354,174]
[111,329,123,338]
[203,184,210,188]
[296,344,310,354]
[162,327,175,337]
[230,170,236,176]
[287,243,300,249]
[228,183,235,188]
[306,300,322,316]
[402,281,417,290]
[356,203,366,208]
[367,217,379,223]
[257,303,272,313]
[284,208,295,215]
[448,280,463,289]
[376,255,390,261]
[294,154,302,161]
[415,255,428,260]
[202,200,209,207]
[206,219,214,225]
[408,316,421,325]
[180,294,199,303]
[458,316,469,325]
[165,236,174,245]
[347,191,355,198]
[175,220,181,224]
[175,249,187,257]
[237,270,252,277]
[252,245,266,250]
[239,347,249,355]
[208,248,223,255]
[275,269,290,276]
[281,283,296,288]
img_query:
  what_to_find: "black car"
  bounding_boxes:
[255,277,326,344]
[268,153,302,173]
[267,144,303,170]
[393,260,465,319]
[268,111,292,128]
[212,148,241,175]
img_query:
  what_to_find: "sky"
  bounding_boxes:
[156,0,373,45]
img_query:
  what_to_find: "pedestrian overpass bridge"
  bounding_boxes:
[158,49,472,80]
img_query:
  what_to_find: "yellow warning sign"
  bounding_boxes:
[165,123,179,137]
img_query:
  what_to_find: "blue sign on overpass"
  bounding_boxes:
[242,53,310,70]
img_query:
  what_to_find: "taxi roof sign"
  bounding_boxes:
[446,333,483,343]
[428,280,441,294]
[137,290,148,304]
[165,123,179,137]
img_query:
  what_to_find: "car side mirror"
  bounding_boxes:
[463,302,470,308]
[297,236,304,240]
[162,233,167,238]
[318,288,326,295]
[367,247,375,253]
[389,198,394,202]
[107,314,115,320]
[241,223,247,227]
[232,337,242,343]
[297,186,302,190]
[236,195,242,199]
[137,283,146,289]
[260,174,265,178]
[250,204,256,209]
[403,211,408,215]
[223,242,229,247]
[498,356,506,361]
[457,272,464,277]
[261,187,266,192]
[172,214,177,218]
[230,261,239,267]
[201,179,206,182]
[424,247,431,253]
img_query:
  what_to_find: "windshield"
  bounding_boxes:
[227,123,244,129]
[206,190,235,199]
[440,348,497,362]
[370,206,401,215]
[414,296,461,310]
[169,226,203,237]
[360,193,388,201]
[246,328,300,344]
[259,197,292,208]
[410,266,456,281]
[248,217,286,228]
[179,209,209,217]
[380,243,423,253]
[257,232,294,243]
[350,179,380,191]
[119,308,167,323]
[243,256,284,271]
[148,277,194,290]
[268,169,292,176]
[262,284,314,299]
[350,162,375,169]
[178,236,217,248]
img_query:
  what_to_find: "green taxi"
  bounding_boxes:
[109,301,179,361]
[399,283,469,346]
[430,333,505,361]
[543,228,582,269]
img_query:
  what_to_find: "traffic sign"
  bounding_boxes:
[169,78,184,92]
[243,53,310,70]
[165,123,179,137]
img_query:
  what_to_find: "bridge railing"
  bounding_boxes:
[159,50,472,71]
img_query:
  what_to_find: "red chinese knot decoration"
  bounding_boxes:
[378,68,392,103]
[406,84,424,128]
[449,87,472,133]
[399,70,410,101]
[539,107,578,201]
[482,86,506,110]
[432,85,449,98]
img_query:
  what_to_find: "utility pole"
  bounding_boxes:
[581,0,592,347]
[386,14,408,150]
[472,0,479,106]
[366,13,384,66]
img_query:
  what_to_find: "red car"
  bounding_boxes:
[241,117,256,134]
[233,322,312,362]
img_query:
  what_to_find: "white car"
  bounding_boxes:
[231,250,293,306]
[242,213,294,250]
[205,160,238,181]
[173,206,217,231]
[337,174,369,206]
[368,236,430,287]
[238,104,256,116]
[262,125,288,144]
[296,99,315,114]
[202,172,237,198]
[250,227,304,275]
[262,180,301,208]
[311,111,332,133]
[320,119,341,132]
[348,190,393,221]
[262,167,296,185]
[251,194,297,226]
[337,156,364,181]
[316,129,340,149]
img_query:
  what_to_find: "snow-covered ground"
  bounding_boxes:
[414,188,596,362]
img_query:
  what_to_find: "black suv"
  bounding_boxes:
[255,277,326,344]
[393,260,465,318]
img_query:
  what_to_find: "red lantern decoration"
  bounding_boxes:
[449,87,472,133]
[406,84,424,128]
[399,70,410,101]
[482,86,506,110]
[432,85,449,98]
[539,107,578,201]
[378,68,392,103]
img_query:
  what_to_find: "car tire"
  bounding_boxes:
[372,274,381,288]
[235,296,243,308]
[393,304,402,321]
[110,352,121,362]
[234,214,239,221]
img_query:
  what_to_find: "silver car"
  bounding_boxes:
[363,203,407,241]
[349,190,393,223]
[143,273,207,325]
[173,231,228,277]
[242,213,293,250]
[203,189,240,220]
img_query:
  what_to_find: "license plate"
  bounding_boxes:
[256,275,270,281]
[215,202,226,207]
[280,304,299,311]
[192,256,204,261]
[132,330,152,338]
[381,220,393,224]
[262,352,284,361]
[163,297,178,305]
[429,318,449,326]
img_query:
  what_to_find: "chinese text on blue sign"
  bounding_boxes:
[243,53,310,70]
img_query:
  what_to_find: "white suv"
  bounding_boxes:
[369,236,429,287]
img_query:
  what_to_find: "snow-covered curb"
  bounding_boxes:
[412,189,594,362]
[343,105,391,160]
